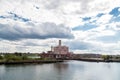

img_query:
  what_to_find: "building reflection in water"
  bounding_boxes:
[53,61,85,80]
[1,61,120,80]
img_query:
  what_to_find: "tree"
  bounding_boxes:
[0,55,3,60]
[4,54,22,61]
[22,55,29,60]
[102,55,110,61]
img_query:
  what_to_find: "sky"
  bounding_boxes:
[0,0,120,54]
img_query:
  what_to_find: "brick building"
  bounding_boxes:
[53,40,69,54]
[40,40,72,59]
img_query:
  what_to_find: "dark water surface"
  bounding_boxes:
[0,60,120,80]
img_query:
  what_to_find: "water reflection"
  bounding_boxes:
[0,61,120,80]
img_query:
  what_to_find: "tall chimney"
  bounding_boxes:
[51,46,53,52]
[59,40,61,46]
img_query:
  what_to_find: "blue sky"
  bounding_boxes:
[0,0,120,54]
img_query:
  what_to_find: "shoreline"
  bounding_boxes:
[0,60,64,65]
[74,58,120,63]
[1,58,120,65]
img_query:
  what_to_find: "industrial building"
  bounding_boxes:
[53,40,69,54]
[40,40,72,59]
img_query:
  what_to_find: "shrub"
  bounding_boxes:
[0,55,3,60]
[4,54,23,61]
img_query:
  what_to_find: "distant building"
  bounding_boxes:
[53,40,69,54]
[40,40,72,59]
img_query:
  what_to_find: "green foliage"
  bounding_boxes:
[102,55,112,60]
[14,52,22,56]
[3,54,36,62]
[22,55,29,60]
[34,58,43,60]
[43,57,55,60]
[0,55,3,60]
[1,54,55,62]
[4,54,22,61]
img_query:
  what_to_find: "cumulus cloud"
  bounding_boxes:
[65,40,120,54]
[0,0,120,54]
[0,22,74,40]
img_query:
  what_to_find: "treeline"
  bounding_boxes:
[0,53,40,62]
[0,53,57,62]
[102,55,120,61]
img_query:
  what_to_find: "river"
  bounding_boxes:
[0,60,120,80]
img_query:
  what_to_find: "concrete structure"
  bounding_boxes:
[53,40,69,54]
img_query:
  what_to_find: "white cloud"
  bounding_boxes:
[0,21,73,40]
[109,22,120,31]
[66,40,120,54]
[96,14,113,24]
[0,0,120,54]
[0,0,119,27]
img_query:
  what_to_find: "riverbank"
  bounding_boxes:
[0,60,64,65]
[75,58,120,62]
[1,58,120,65]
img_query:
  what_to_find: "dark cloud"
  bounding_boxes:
[0,22,74,40]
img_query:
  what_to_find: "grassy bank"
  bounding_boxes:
[0,54,63,65]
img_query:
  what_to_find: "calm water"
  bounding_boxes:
[0,61,120,80]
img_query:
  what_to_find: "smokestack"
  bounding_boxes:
[59,40,61,46]
[51,46,53,51]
